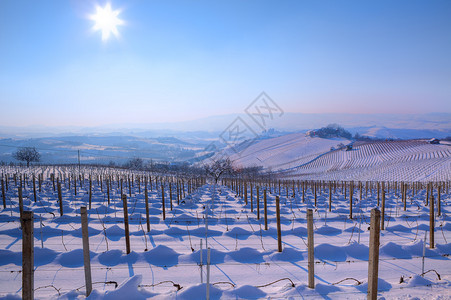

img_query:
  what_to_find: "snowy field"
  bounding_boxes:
[225,135,451,183]
[0,167,450,299]
[279,140,451,182]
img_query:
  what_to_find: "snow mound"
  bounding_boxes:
[98,249,123,266]
[381,242,412,259]
[315,225,342,236]
[71,226,102,238]
[86,275,154,300]
[34,247,58,266]
[386,224,411,232]
[224,227,252,239]
[269,247,304,262]
[143,245,179,267]
[226,247,264,263]
[357,278,392,293]
[176,283,223,300]
[57,249,96,268]
[286,226,308,236]
[230,285,266,298]
[407,275,433,287]
[172,213,198,225]
[0,250,20,266]
[343,242,369,260]
[184,248,226,264]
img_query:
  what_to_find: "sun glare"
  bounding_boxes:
[90,3,123,41]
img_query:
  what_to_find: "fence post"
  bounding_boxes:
[122,194,131,254]
[430,194,435,249]
[329,182,332,212]
[161,185,166,220]
[437,184,441,217]
[80,207,92,296]
[58,179,63,216]
[107,179,110,205]
[381,188,385,230]
[276,196,282,252]
[367,208,381,300]
[169,182,173,211]
[22,211,34,300]
[244,182,248,205]
[89,177,92,210]
[264,189,268,230]
[349,181,353,219]
[18,186,24,225]
[256,186,260,220]
[145,186,150,232]
[1,178,5,209]
[250,183,253,212]
[307,209,314,289]
[33,174,37,202]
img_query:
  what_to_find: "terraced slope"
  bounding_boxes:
[229,133,350,171]
[281,140,451,181]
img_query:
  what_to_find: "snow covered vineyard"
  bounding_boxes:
[0,167,450,299]
[251,139,451,182]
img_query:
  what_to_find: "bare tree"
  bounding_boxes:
[205,158,233,184]
[124,157,144,170]
[13,147,40,167]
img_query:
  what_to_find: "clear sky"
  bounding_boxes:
[0,0,450,127]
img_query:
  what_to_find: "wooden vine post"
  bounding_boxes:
[122,194,131,254]
[307,208,314,289]
[22,211,34,300]
[381,188,386,230]
[264,189,268,230]
[145,186,150,232]
[349,181,353,219]
[367,208,381,300]
[256,186,260,220]
[57,179,63,216]
[314,183,317,206]
[18,186,23,224]
[161,185,166,220]
[437,184,441,216]
[106,180,110,205]
[276,196,282,252]
[329,182,332,212]
[1,177,5,209]
[80,207,93,296]
[33,174,37,202]
[88,176,92,210]
[430,194,435,249]
[169,182,173,211]
[250,183,253,212]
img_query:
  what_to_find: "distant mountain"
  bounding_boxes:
[1,112,448,139]
[0,135,211,165]
[0,112,449,165]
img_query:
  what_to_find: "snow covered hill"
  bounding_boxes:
[225,132,450,182]
[228,133,350,171]
[280,140,451,182]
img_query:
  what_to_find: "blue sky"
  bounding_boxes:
[0,0,450,127]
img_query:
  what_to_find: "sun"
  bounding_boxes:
[90,3,123,41]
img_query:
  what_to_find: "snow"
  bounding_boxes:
[228,133,350,171]
[282,140,451,181]
[0,166,450,299]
